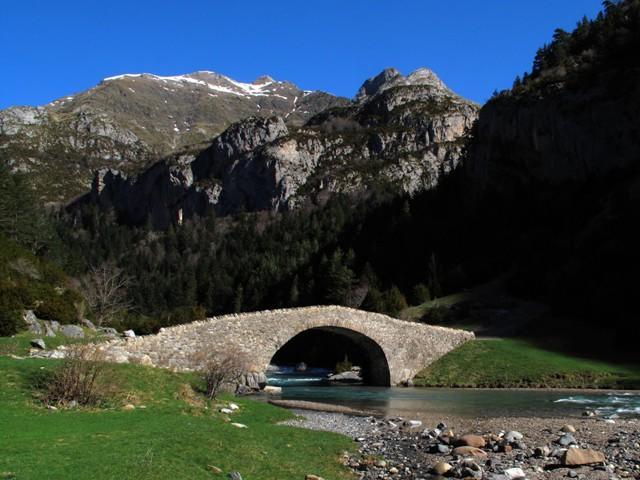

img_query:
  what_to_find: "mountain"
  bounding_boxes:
[0,72,348,202]
[79,67,479,227]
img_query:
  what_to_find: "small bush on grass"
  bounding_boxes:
[35,295,78,324]
[42,345,107,407]
[0,308,22,336]
[191,348,249,399]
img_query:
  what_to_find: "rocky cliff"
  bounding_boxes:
[468,74,640,192]
[0,72,347,202]
[80,68,479,227]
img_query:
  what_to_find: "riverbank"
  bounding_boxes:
[0,356,353,479]
[283,408,640,479]
[414,339,640,389]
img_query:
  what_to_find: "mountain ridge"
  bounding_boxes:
[0,70,349,202]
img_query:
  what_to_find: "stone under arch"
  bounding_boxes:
[269,326,392,386]
[94,306,475,385]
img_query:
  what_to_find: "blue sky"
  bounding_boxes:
[1,0,603,109]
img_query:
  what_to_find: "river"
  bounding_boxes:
[266,366,640,419]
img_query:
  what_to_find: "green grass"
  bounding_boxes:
[0,356,353,480]
[414,339,640,389]
[0,331,102,357]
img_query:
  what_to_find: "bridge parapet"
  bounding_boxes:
[94,305,474,385]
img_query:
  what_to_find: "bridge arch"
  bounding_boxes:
[95,306,475,385]
[269,326,391,386]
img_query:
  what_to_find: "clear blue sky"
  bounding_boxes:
[1,0,603,109]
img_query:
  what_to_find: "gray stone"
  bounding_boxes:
[227,472,242,480]
[327,370,362,383]
[30,338,46,350]
[504,430,524,443]
[503,467,526,479]
[558,433,577,446]
[43,321,57,337]
[81,319,96,330]
[23,310,43,335]
[86,306,473,386]
[60,324,84,338]
[98,327,118,337]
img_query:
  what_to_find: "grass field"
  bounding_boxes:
[414,339,640,389]
[0,356,353,480]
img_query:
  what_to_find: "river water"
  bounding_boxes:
[266,366,640,419]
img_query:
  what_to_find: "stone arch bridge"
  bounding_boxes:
[96,306,474,386]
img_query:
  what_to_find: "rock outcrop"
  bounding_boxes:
[76,68,479,227]
[0,71,348,202]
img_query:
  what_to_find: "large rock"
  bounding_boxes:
[23,311,43,335]
[30,338,46,350]
[262,385,282,395]
[561,448,605,466]
[327,370,363,383]
[60,324,84,338]
[454,434,486,448]
[451,446,487,458]
[43,321,57,337]
[240,372,267,390]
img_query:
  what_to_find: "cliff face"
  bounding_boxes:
[469,75,640,191]
[0,72,347,202]
[81,68,479,227]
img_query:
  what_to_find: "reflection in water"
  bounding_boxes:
[267,366,640,418]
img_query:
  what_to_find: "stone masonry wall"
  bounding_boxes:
[93,305,474,385]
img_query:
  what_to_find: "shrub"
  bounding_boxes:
[0,308,22,336]
[410,283,431,305]
[335,355,353,374]
[35,295,77,324]
[383,286,408,317]
[42,345,106,407]
[191,348,249,399]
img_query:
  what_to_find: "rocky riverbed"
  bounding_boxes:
[282,409,640,479]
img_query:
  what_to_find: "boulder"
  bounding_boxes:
[504,431,524,443]
[81,319,97,330]
[558,433,577,446]
[30,338,46,350]
[241,372,267,390]
[220,408,233,414]
[60,324,84,338]
[327,370,362,383]
[432,462,452,475]
[23,310,43,335]
[455,434,486,448]
[404,420,422,428]
[561,424,576,433]
[262,385,282,395]
[231,423,247,429]
[123,329,136,338]
[451,446,487,458]
[504,467,527,479]
[98,326,118,337]
[227,472,242,480]
[43,321,57,337]
[561,448,605,466]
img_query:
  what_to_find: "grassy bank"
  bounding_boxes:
[414,339,640,389]
[0,356,353,480]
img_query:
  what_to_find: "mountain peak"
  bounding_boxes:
[354,67,450,102]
